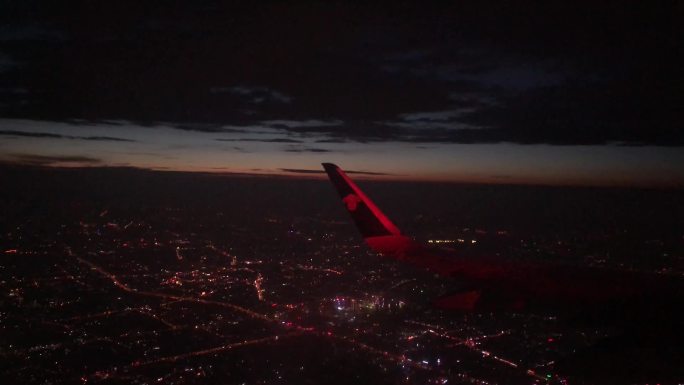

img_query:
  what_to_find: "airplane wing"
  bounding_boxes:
[321,163,683,310]
[322,163,421,258]
[322,162,684,382]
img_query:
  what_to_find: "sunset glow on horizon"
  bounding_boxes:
[1,3,682,188]
[2,118,682,188]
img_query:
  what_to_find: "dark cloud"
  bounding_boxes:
[215,138,303,143]
[260,120,344,129]
[0,130,135,142]
[169,124,249,133]
[0,2,682,146]
[0,130,62,139]
[280,168,324,174]
[280,168,392,176]
[455,80,684,146]
[7,153,102,166]
[283,147,331,153]
[221,146,249,153]
[260,121,497,144]
[82,136,134,142]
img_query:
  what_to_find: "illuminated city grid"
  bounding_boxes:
[2,172,682,384]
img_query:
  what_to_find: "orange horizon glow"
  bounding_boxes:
[2,119,683,190]
[5,161,683,189]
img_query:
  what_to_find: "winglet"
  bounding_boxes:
[322,163,401,237]
[322,163,425,261]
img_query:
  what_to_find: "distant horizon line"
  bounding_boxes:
[2,161,682,190]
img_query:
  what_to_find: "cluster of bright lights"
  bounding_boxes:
[427,239,477,244]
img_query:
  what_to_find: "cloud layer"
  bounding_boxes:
[6,153,102,166]
[0,2,682,146]
[0,129,135,142]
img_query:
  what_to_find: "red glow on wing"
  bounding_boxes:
[334,165,401,235]
[365,235,416,257]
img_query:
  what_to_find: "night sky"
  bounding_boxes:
[1,1,683,186]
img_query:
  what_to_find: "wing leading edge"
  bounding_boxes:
[322,163,418,257]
